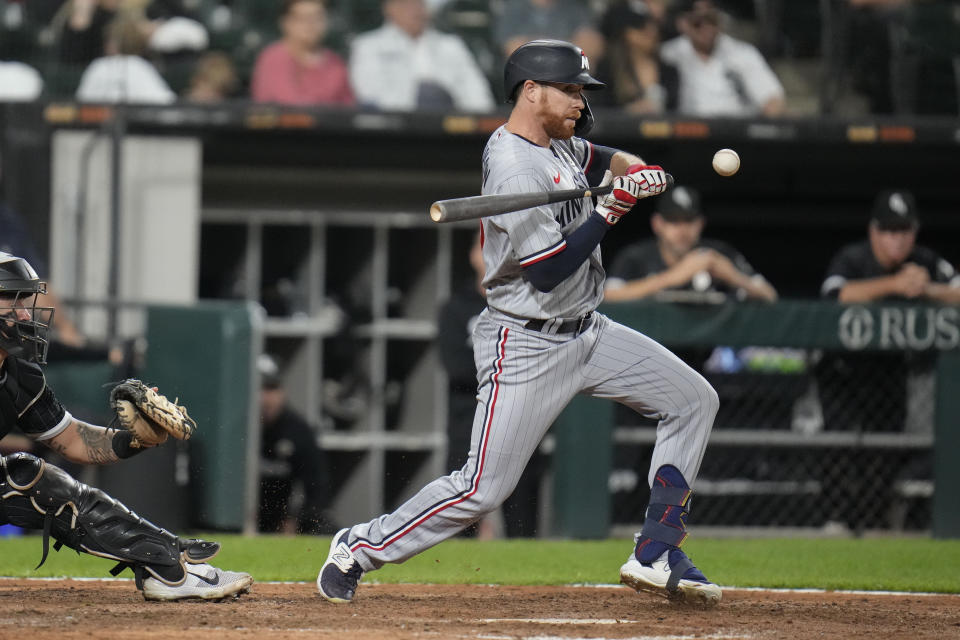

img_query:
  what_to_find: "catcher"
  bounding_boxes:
[0,251,252,601]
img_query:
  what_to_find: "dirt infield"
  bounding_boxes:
[1,579,958,640]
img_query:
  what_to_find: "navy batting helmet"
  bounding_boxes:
[503,39,604,135]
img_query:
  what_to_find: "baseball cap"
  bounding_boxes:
[657,185,703,221]
[871,189,919,231]
[258,353,282,389]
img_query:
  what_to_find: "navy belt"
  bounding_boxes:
[524,312,593,335]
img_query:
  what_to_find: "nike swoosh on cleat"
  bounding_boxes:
[188,571,221,586]
[553,173,561,184]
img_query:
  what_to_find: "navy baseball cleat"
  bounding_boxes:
[317,528,364,603]
[619,545,721,606]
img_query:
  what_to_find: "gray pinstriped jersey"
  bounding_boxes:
[342,130,719,575]
[480,126,603,320]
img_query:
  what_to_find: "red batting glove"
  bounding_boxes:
[596,175,642,225]
[626,164,667,196]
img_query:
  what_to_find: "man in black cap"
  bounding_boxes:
[817,190,959,529]
[604,185,778,302]
[821,189,960,303]
[257,353,334,534]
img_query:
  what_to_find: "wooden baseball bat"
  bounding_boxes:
[429,174,674,223]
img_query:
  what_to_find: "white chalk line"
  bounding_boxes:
[480,618,635,625]
[477,635,751,640]
[2,577,957,598]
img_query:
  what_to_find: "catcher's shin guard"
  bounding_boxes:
[0,453,217,587]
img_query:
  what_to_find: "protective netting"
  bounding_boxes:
[610,347,935,534]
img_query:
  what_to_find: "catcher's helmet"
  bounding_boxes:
[0,252,53,364]
[504,39,605,135]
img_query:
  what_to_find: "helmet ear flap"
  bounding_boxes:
[574,94,595,137]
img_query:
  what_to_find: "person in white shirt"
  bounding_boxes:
[76,11,176,104]
[349,0,495,112]
[659,0,784,117]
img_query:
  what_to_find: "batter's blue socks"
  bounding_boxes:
[634,465,708,582]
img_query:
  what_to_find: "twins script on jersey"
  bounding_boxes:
[479,125,604,320]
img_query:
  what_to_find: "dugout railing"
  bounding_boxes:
[553,299,960,539]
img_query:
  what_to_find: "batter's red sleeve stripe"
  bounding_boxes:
[350,327,510,554]
[518,240,566,267]
[583,142,595,173]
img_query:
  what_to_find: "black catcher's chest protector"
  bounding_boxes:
[0,356,65,440]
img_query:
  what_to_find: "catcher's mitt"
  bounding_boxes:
[109,379,197,448]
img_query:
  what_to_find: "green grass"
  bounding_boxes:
[2,534,957,594]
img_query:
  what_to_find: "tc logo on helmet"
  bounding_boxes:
[580,50,589,70]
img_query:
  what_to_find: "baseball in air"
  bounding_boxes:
[712,148,740,176]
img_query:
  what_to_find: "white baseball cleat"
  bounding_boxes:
[142,563,253,601]
[620,549,721,607]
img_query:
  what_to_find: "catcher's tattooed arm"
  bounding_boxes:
[45,420,125,464]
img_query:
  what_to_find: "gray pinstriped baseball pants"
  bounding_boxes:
[346,308,718,571]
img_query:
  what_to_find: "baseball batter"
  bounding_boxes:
[318,40,721,606]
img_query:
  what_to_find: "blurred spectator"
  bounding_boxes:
[0,62,44,101]
[250,0,354,106]
[75,10,176,103]
[595,0,678,114]
[183,50,238,102]
[56,0,206,67]
[437,233,544,537]
[605,185,778,303]
[258,354,334,535]
[493,0,604,63]
[821,189,960,304]
[349,0,494,112]
[660,0,785,117]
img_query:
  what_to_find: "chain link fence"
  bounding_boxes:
[609,346,936,535]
